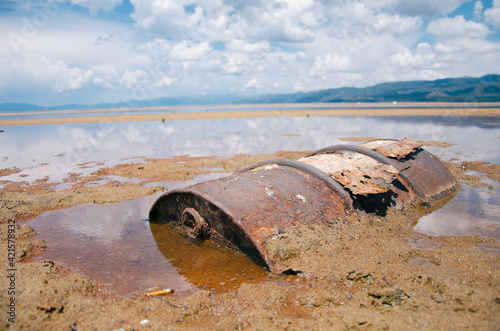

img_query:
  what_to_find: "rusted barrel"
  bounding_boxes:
[149,139,458,274]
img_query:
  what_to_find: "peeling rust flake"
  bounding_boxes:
[298,153,399,195]
[331,165,399,195]
[360,138,422,159]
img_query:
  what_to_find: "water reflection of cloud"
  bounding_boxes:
[34,196,154,244]
[1,116,499,186]
[158,123,177,136]
[121,124,150,144]
[3,161,75,184]
[414,185,500,240]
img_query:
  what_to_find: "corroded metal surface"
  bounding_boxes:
[331,164,399,195]
[236,158,354,208]
[299,153,399,195]
[397,148,459,205]
[306,141,459,205]
[306,144,405,171]
[360,139,459,205]
[149,138,459,274]
[150,164,352,274]
[360,138,422,159]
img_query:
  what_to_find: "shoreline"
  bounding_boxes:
[1,106,500,126]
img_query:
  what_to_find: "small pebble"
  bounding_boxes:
[140,319,150,325]
[431,293,444,303]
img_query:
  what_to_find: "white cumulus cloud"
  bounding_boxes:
[156,75,174,87]
[390,44,441,69]
[226,40,271,53]
[69,0,123,14]
[473,1,483,19]
[243,78,263,90]
[119,69,149,89]
[427,15,491,38]
[170,41,212,61]
[308,54,351,77]
[373,13,422,35]
[19,56,93,92]
[484,0,500,29]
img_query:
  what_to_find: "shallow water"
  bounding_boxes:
[414,182,500,241]
[4,112,499,296]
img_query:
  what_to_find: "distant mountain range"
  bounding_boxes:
[242,74,500,104]
[1,74,499,112]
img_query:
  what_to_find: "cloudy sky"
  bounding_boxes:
[1,0,499,106]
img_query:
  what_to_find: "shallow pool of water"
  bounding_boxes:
[25,187,270,297]
[414,182,500,241]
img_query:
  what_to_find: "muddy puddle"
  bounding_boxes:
[24,195,271,297]
[24,173,272,297]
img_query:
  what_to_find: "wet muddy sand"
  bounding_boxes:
[1,108,499,330]
[2,104,500,127]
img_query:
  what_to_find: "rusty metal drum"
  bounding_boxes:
[149,139,458,274]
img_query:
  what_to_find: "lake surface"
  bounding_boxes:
[1,115,498,185]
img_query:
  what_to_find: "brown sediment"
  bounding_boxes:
[101,151,309,182]
[0,168,21,177]
[460,161,500,182]
[0,183,162,223]
[1,106,499,126]
[339,136,380,142]
[446,160,500,186]
[420,140,457,148]
[1,150,499,329]
[340,137,459,149]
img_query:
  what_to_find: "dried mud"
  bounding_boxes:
[339,137,457,149]
[1,146,499,330]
